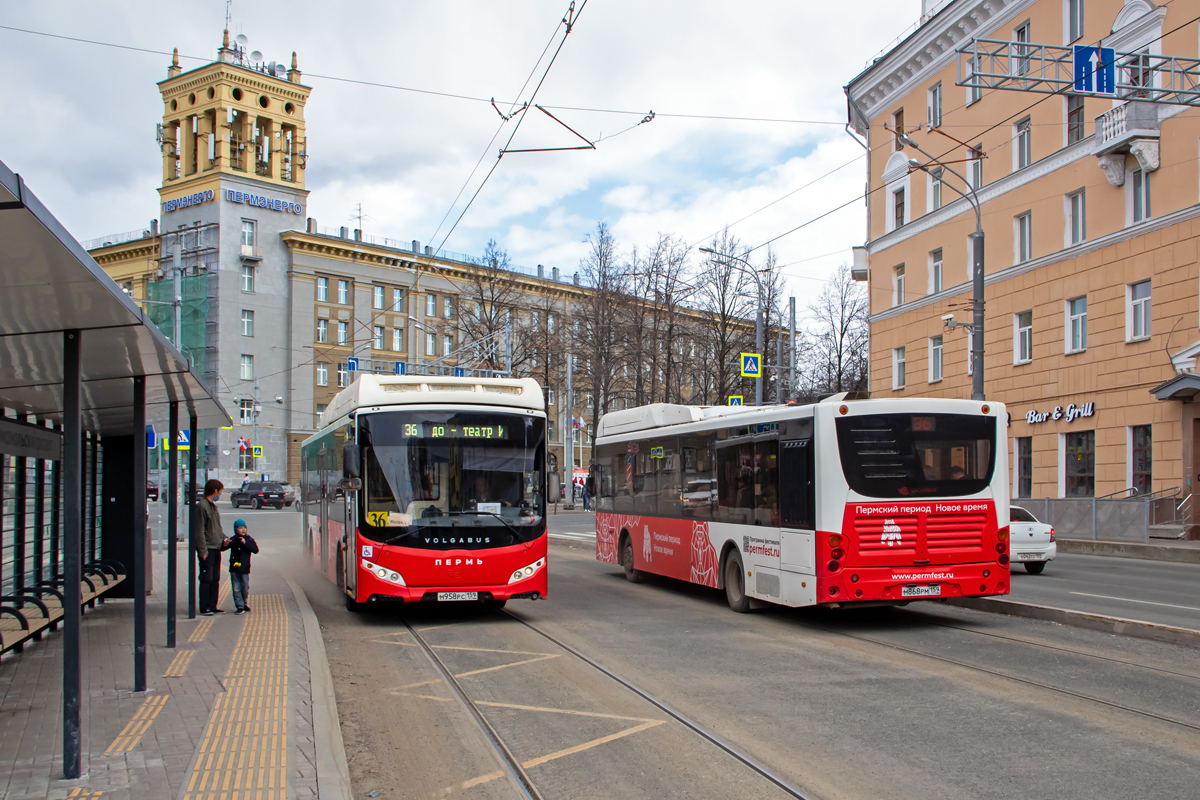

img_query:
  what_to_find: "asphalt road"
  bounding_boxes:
[191,509,1200,799]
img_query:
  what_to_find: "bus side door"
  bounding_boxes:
[778,438,817,606]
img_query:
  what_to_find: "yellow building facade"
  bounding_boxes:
[846,0,1200,534]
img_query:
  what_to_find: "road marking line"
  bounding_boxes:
[474,700,659,723]
[1069,591,1200,612]
[433,645,557,656]
[188,618,214,643]
[163,649,196,677]
[105,694,169,754]
[396,679,442,691]
[66,789,103,798]
[181,593,288,800]
[391,691,454,702]
[453,654,560,678]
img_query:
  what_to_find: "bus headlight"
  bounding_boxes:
[508,558,546,584]
[361,559,406,586]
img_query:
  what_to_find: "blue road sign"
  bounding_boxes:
[146,425,155,449]
[1074,45,1116,94]
[160,430,191,451]
[394,361,406,375]
[650,446,664,459]
[740,353,762,378]
[728,396,744,406]
[347,357,359,372]
[454,367,465,377]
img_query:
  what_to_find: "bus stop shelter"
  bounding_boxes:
[0,156,231,779]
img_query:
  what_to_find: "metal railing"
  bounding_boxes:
[80,228,153,251]
[1017,487,1184,543]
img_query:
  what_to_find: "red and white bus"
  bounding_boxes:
[592,396,1010,611]
[301,375,549,610]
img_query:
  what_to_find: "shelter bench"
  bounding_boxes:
[0,559,127,659]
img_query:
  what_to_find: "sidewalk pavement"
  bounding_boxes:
[0,543,350,800]
[1058,536,1200,563]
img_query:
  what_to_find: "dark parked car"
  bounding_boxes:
[230,481,287,509]
[147,481,159,501]
[278,482,296,507]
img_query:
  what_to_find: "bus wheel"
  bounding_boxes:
[622,535,643,583]
[344,591,362,612]
[724,550,750,613]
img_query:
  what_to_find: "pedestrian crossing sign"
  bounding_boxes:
[740,353,761,378]
[252,446,263,458]
[728,396,743,406]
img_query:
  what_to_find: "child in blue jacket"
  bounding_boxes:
[226,519,259,614]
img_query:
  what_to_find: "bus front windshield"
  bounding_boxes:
[359,410,546,543]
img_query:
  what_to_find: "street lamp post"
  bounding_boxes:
[898,132,986,401]
[698,247,765,406]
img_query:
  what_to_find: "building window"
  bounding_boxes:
[532,311,541,331]
[241,264,255,293]
[1128,280,1151,340]
[240,309,254,337]
[238,399,254,425]
[1014,22,1031,76]
[1015,310,1033,364]
[1132,168,1151,222]
[317,277,328,302]
[548,313,556,334]
[892,108,905,150]
[241,219,256,247]
[373,286,384,310]
[930,249,943,294]
[393,327,404,352]
[969,145,983,189]
[894,265,905,306]
[1127,50,1152,98]
[316,319,328,343]
[930,170,943,211]
[337,321,348,345]
[426,333,436,356]
[240,354,253,381]
[1067,0,1084,42]
[1067,296,1087,352]
[1016,437,1033,498]
[337,363,348,387]
[444,297,453,318]
[373,325,384,349]
[392,288,403,312]
[239,449,254,471]
[1068,190,1086,244]
[316,403,327,427]
[1015,212,1032,263]
[1067,95,1086,144]
[337,279,349,304]
[927,83,942,129]
[426,294,436,317]
[1131,425,1152,495]
[1065,430,1095,496]
[317,362,328,386]
[929,336,943,382]
[1015,118,1032,169]
[967,54,983,105]
[443,335,453,357]
[893,188,906,229]
[892,346,906,390]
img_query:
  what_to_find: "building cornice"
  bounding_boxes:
[845,0,1032,129]
[868,201,1200,324]
[868,132,1097,254]
[158,62,311,102]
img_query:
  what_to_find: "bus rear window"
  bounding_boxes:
[835,414,995,498]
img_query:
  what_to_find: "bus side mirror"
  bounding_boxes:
[343,444,361,481]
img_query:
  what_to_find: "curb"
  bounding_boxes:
[944,596,1200,649]
[287,577,353,800]
[1056,538,1200,564]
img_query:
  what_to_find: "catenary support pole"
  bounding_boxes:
[564,352,574,508]
[187,413,198,620]
[971,231,986,401]
[62,329,82,780]
[788,297,796,402]
[133,376,147,692]
[775,322,783,404]
[755,309,764,406]
[167,401,179,647]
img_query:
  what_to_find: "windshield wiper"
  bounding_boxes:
[440,509,525,538]
[383,529,416,545]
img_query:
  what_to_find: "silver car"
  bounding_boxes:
[1009,505,1056,574]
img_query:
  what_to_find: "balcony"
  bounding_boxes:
[1094,102,1160,185]
[240,244,263,261]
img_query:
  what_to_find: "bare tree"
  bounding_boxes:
[458,240,527,373]
[806,264,868,396]
[695,229,755,404]
[573,222,628,433]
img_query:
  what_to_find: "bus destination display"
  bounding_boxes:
[402,422,507,439]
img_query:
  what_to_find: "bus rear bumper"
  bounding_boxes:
[818,562,1009,604]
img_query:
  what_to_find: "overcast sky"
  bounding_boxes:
[0,1,918,311]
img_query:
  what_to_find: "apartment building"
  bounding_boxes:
[846,0,1200,529]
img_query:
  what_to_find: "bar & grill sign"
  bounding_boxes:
[1025,401,1095,424]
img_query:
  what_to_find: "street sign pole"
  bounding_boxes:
[755,309,764,406]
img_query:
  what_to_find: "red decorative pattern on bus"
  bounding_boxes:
[597,513,717,586]
[689,521,719,588]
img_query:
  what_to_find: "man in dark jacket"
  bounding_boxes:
[226,519,259,614]
[194,479,228,615]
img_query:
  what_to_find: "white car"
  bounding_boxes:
[1009,505,1056,574]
